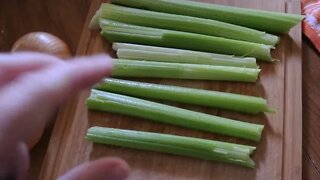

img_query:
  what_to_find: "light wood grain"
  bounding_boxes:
[39,0,302,179]
[282,2,302,180]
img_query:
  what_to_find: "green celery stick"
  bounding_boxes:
[94,4,279,46]
[86,90,264,141]
[100,19,273,61]
[111,0,304,34]
[116,49,258,68]
[87,127,256,168]
[112,59,260,82]
[95,78,274,114]
[87,127,256,155]
[90,12,101,29]
[112,43,258,68]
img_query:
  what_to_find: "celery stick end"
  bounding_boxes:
[266,107,277,113]
[271,58,280,62]
[246,158,256,168]
[253,125,265,142]
[297,15,306,21]
[112,43,120,51]
[89,12,101,30]
[248,147,256,155]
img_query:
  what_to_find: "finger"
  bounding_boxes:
[16,54,113,104]
[0,142,29,180]
[0,52,61,64]
[59,54,114,93]
[0,54,113,146]
[58,158,130,180]
[0,52,62,85]
[15,142,29,180]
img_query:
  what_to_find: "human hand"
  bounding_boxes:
[0,52,129,180]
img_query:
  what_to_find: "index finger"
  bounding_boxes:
[0,52,62,85]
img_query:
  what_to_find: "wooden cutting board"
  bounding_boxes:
[39,0,302,179]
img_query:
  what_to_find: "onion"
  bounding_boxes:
[12,32,71,59]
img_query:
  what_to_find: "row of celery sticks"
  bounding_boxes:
[86,0,303,168]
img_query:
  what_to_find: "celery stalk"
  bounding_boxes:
[100,19,273,61]
[112,59,260,82]
[95,4,279,46]
[89,12,101,29]
[116,49,258,68]
[111,0,304,34]
[112,43,258,68]
[95,78,273,114]
[86,90,264,141]
[87,127,256,168]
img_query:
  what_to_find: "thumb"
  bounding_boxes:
[58,158,130,180]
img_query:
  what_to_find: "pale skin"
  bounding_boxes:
[0,53,129,180]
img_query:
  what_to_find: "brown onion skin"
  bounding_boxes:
[12,32,71,59]
[11,32,71,149]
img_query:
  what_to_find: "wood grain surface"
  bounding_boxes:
[2,0,320,179]
[37,0,302,179]
[302,37,320,179]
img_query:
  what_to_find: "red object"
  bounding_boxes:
[302,0,320,52]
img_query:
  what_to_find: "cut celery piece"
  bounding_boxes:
[112,59,260,82]
[112,43,258,68]
[100,19,273,61]
[111,0,304,34]
[95,4,279,45]
[86,90,264,141]
[95,78,274,114]
[87,127,256,168]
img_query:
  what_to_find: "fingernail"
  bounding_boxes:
[113,162,130,180]
[89,54,114,70]
[104,158,130,180]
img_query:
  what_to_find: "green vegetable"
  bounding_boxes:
[110,0,304,34]
[95,78,274,114]
[87,126,256,168]
[112,59,260,82]
[93,4,279,46]
[86,90,264,141]
[113,43,258,68]
[100,19,273,61]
